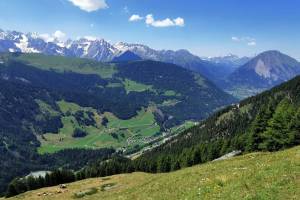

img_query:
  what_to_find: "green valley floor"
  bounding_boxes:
[5,146,300,200]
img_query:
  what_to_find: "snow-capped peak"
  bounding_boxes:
[26,32,39,39]
[113,42,157,58]
[14,34,40,53]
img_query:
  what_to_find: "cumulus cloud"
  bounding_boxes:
[129,14,143,22]
[174,17,185,26]
[145,14,185,27]
[68,0,108,12]
[53,30,66,40]
[39,30,67,42]
[39,33,52,42]
[232,36,256,46]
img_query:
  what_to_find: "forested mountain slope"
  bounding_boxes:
[71,74,300,180]
[0,52,235,195]
[135,74,300,171]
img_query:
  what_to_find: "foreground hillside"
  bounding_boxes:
[5,146,300,200]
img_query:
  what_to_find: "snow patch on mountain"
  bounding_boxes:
[14,34,40,53]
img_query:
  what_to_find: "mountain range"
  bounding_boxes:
[0,29,246,84]
[1,28,300,98]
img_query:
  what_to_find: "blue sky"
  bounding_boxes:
[0,0,299,59]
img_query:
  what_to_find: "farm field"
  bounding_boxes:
[38,100,160,154]
[122,78,154,94]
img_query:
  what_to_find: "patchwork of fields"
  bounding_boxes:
[38,100,160,154]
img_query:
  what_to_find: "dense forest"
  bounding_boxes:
[117,61,234,126]
[6,75,300,197]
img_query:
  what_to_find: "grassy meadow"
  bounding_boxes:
[15,53,117,78]
[6,146,299,200]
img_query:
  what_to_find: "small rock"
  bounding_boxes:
[59,184,67,189]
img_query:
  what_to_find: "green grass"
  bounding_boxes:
[122,79,154,94]
[170,121,197,135]
[15,53,117,78]
[105,108,155,129]
[105,82,123,88]
[9,146,300,200]
[163,90,181,97]
[57,100,83,113]
[159,99,181,107]
[37,101,159,154]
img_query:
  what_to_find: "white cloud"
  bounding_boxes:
[145,14,185,28]
[145,14,154,25]
[53,30,66,40]
[247,41,256,46]
[129,14,143,22]
[39,33,52,42]
[174,17,185,27]
[68,0,108,12]
[232,36,257,46]
[39,30,67,42]
[231,36,240,42]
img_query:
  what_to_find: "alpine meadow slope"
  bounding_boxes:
[5,146,300,200]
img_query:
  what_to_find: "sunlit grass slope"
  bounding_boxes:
[7,146,299,200]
